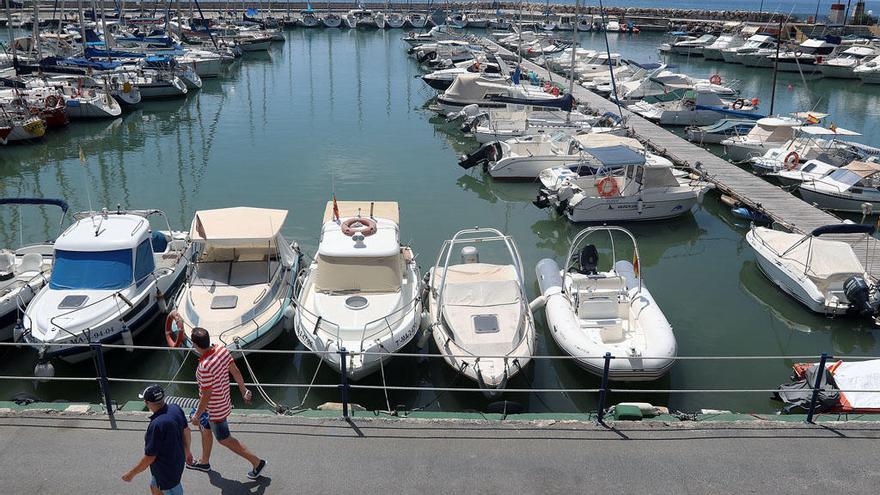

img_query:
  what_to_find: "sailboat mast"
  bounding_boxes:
[769,16,783,115]
[78,0,88,58]
[568,0,578,96]
[32,0,40,60]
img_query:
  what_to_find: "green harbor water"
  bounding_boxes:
[1,28,879,415]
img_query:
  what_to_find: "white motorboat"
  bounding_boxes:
[798,160,880,213]
[322,13,343,28]
[436,73,564,114]
[534,226,676,380]
[748,125,866,175]
[448,13,469,29]
[299,9,321,27]
[420,57,506,91]
[820,45,878,79]
[536,157,713,222]
[385,12,406,28]
[19,208,190,372]
[488,17,511,30]
[746,223,880,318]
[671,34,716,56]
[721,116,804,162]
[702,34,744,61]
[628,86,760,126]
[767,159,838,187]
[402,25,458,47]
[347,9,378,28]
[406,13,428,29]
[463,132,647,181]
[604,20,621,32]
[686,118,757,145]
[123,70,188,99]
[658,32,695,54]
[0,198,68,340]
[375,12,386,29]
[467,107,620,144]
[168,207,301,353]
[426,227,535,397]
[176,49,223,78]
[721,34,776,64]
[768,37,840,73]
[854,55,880,83]
[576,53,624,83]
[295,201,422,380]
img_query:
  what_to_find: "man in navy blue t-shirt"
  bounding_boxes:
[122,385,192,494]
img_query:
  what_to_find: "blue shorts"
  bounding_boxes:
[151,476,183,495]
[189,407,230,441]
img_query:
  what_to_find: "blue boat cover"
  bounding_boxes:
[583,145,646,167]
[47,56,123,69]
[811,224,876,236]
[50,249,134,290]
[696,105,767,120]
[490,93,575,112]
[0,198,68,212]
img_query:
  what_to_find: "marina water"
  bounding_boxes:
[2,28,879,414]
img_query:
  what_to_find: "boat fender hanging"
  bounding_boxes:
[122,324,134,352]
[283,305,295,332]
[341,217,377,237]
[732,98,745,110]
[751,97,760,107]
[784,151,799,170]
[156,289,167,313]
[165,310,185,348]
[597,177,620,198]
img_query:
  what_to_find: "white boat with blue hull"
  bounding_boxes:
[18,208,190,373]
[534,226,677,380]
[0,198,68,341]
[168,207,301,354]
[295,201,422,381]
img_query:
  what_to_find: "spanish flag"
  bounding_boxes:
[332,194,340,222]
[829,122,838,133]
[805,114,820,125]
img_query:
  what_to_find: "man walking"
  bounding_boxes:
[186,327,267,479]
[122,385,191,495]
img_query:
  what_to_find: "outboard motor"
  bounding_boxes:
[576,245,599,275]
[533,189,552,209]
[458,142,500,170]
[844,275,874,317]
[417,50,436,64]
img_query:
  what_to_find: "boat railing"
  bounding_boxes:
[1,342,876,426]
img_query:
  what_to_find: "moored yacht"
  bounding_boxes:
[820,45,877,79]
[167,207,301,353]
[294,201,422,380]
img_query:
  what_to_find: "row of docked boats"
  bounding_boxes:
[413,30,880,357]
[1,11,282,144]
[662,27,880,83]
[0,197,673,396]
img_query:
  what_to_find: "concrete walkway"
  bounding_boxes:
[1,412,879,494]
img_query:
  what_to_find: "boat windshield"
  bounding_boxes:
[315,254,402,294]
[827,168,862,187]
[50,249,133,290]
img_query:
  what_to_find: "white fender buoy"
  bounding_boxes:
[283,305,295,332]
[122,325,134,352]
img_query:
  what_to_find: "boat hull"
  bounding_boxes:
[565,192,702,222]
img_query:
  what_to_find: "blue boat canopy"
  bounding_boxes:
[489,93,575,112]
[582,145,646,167]
[811,223,876,236]
[0,197,69,212]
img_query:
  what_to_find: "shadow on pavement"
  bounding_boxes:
[206,470,271,494]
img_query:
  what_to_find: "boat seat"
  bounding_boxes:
[16,253,43,278]
[577,294,620,320]
[599,320,626,344]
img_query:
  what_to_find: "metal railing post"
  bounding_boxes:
[806,352,829,424]
[91,342,117,430]
[596,352,612,425]
[338,347,350,419]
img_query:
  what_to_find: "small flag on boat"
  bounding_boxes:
[805,113,820,125]
[332,194,340,222]
[829,122,838,133]
[78,146,85,164]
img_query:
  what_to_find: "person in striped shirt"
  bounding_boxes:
[186,327,266,480]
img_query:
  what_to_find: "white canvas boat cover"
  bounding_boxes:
[753,227,864,293]
[842,45,875,57]
[443,74,509,99]
[323,201,399,224]
[794,125,861,136]
[191,207,287,243]
[314,254,402,293]
[830,360,880,410]
[575,133,643,151]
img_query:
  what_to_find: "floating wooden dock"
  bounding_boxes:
[480,38,880,279]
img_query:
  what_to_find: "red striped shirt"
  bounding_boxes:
[196,345,233,422]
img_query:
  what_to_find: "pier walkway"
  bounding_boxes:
[481,39,880,279]
[2,411,879,494]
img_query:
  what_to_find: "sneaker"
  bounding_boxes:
[186,462,211,472]
[247,459,266,480]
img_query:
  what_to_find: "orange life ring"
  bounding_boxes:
[783,151,800,170]
[165,310,185,347]
[597,177,620,198]
[341,217,378,237]
[732,98,745,110]
[709,74,722,85]
[750,97,760,107]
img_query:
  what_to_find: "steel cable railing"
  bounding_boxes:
[0,342,875,427]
